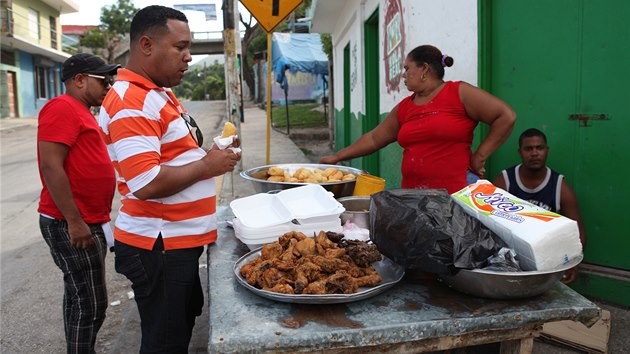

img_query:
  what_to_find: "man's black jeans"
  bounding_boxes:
[114,236,204,353]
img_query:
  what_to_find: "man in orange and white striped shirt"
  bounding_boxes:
[98,5,240,353]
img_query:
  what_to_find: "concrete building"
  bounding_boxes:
[1,0,78,118]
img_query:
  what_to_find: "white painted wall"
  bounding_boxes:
[328,0,478,117]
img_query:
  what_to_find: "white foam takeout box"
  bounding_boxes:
[229,184,345,250]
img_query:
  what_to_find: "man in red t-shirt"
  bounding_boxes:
[37,53,119,354]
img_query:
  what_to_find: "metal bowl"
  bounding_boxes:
[337,196,370,228]
[438,255,583,299]
[240,163,365,198]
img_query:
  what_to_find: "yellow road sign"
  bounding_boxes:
[240,0,303,33]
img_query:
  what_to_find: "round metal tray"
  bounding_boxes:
[439,255,583,299]
[234,247,405,304]
[240,163,366,198]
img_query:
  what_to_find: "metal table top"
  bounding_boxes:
[207,207,600,353]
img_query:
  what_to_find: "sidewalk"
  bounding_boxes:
[0,116,38,132]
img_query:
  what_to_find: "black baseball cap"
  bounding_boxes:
[62,53,121,82]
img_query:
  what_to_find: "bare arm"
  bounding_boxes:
[38,141,93,249]
[559,179,586,247]
[320,105,400,164]
[134,147,240,200]
[492,172,507,189]
[460,82,516,176]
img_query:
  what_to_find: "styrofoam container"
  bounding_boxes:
[275,184,341,219]
[229,193,293,227]
[230,184,344,228]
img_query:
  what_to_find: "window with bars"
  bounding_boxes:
[49,16,57,49]
[36,66,47,99]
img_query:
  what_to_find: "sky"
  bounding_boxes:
[61,0,253,64]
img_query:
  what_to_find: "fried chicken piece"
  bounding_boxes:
[263,283,294,294]
[315,230,336,249]
[295,237,316,257]
[261,242,283,260]
[302,278,326,294]
[339,239,382,267]
[261,267,292,289]
[278,231,307,248]
[240,257,262,277]
[303,271,358,294]
[353,273,383,287]
[309,255,350,273]
[280,238,299,262]
[245,259,274,286]
[325,231,345,243]
[326,271,359,294]
[294,261,322,293]
[324,247,347,259]
[274,259,296,272]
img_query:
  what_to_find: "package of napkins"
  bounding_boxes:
[451,180,582,271]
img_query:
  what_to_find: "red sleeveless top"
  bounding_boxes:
[397,81,477,194]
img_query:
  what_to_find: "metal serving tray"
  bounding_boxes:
[233,247,405,304]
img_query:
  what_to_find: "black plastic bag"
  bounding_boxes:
[482,247,522,272]
[369,189,509,274]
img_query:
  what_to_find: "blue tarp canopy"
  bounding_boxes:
[272,33,328,86]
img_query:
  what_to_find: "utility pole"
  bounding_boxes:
[222,0,243,192]
[222,0,241,127]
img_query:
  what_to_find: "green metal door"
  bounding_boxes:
[339,44,351,152]
[363,9,380,175]
[483,0,630,304]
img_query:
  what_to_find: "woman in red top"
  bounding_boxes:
[321,45,516,193]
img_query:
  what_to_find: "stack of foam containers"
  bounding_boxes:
[229,184,345,250]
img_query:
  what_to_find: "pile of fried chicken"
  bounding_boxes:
[239,231,383,295]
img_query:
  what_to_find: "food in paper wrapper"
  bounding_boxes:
[213,121,241,153]
[450,180,582,271]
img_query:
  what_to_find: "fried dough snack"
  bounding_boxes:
[263,166,357,183]
[239,231,382,295]
[221,121,237,138]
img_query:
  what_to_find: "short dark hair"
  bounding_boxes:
[130,5,188,44]
[518,128,547,147]
[407,45,454,79]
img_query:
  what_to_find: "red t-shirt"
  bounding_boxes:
[37,94,116,224]
[397,81,477,194]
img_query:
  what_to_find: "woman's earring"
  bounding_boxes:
[422,74,426,81]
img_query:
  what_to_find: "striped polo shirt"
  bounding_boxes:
[98,68,217,250]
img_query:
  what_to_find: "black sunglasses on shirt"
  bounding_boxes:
[181,112,204,147]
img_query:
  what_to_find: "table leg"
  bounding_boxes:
[500,336,534,354]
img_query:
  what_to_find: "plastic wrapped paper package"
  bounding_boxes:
[450,180,582,271]
[369,189,510,275]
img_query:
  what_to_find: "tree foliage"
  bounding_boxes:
[79,0,138,62]
[172,62,226,101]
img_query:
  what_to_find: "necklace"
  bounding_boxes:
[417,81,444,97]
